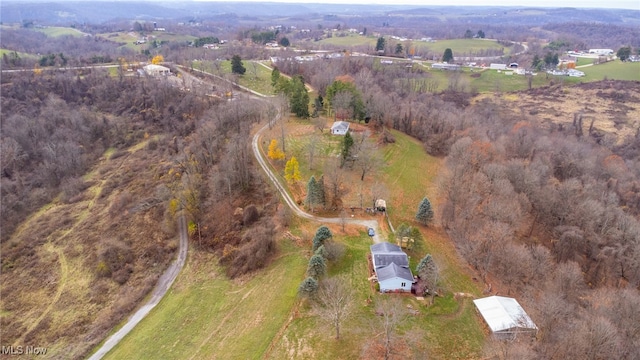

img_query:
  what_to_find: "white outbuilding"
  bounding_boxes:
[143,64,171,76]
[473,296,538,340]
[331,121,350,135]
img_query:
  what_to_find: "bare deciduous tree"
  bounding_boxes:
[313,276,355,340]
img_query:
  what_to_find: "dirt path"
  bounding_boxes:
[13,243,68,346]
[88,215,188,360]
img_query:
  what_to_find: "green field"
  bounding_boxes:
[0,48,37,60]
[580,61,640,81]
[103,240,307,360]
[413,38,511,56]
[193,60,276,96]
[35,26,86,37]
[318,34,376,48]
[97,31,196,51]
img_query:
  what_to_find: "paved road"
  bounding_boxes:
[252,123,382,243]
[88,215,189,360]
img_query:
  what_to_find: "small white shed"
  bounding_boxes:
[143,64,171,76]
[377,263,414,293]
[473,296,538,340]
[331,121,350,135]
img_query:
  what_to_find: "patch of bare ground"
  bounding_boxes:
[478,80,640,144]
[0,138,178,359]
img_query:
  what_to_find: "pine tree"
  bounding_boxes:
[298,277,319,298]
[271,67,280,87]
[312,225,333,252]
[284,156,301,183]
[307,254,327,278]
[415,196,434,226]
[231,54,246,75]
[306,175,319,210]
[442,48,454,63]
[341,131,354,167]
[268,139,285,160]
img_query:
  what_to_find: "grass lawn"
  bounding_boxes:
[194,60,275,96]
[104,239,307,360]
[318,34,376,48]
[580,61,640,81]
[0,48,37,60]
[414,38,512,56]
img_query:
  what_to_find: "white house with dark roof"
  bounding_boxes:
[331,121,350,135]
[370,242,414,292]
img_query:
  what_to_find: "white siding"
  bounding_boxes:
[379,277,412,292]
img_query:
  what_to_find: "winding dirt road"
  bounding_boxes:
[88,215,188,360]
[252,123,382,243]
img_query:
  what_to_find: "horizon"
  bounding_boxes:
[2,0,639,10]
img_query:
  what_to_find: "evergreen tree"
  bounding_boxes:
[395,43,403,55]
[271,67,280,87]
[341,131,354,167]
[307,254,327,278]
[464,29,474,38]
[477,30,485,38]
[306,175,320,210]
[415,196,434,225]
[279,37,290,47]
[312,226,333,252]
[314,244,328,259]
[532,54,542,70]
[376,37,386,52]
[442,48,454,63]
[289,75,310,118]
[617,46,631,61]
[284,157,301,183]
[231,54,246,75]
[298,277,319,297]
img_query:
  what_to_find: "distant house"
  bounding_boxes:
[589,48,614,55]
[490,63,507,70]
[473,296,538,340]
[143,64,171,76]
[431,62,460,71]
[331,121,350,135]
[370,242,414,292]
[509,63,518,68]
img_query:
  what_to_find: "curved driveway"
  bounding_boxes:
[88,215,189,360]
[252,123,382,243]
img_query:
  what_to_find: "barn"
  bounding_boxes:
[143,64,171,76]
[473,296,538,340]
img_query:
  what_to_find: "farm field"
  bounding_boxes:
[35,26,87,37]
[580,61,640,81]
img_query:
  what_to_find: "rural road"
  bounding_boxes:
[88,215,189,360]
[252,123,383,243]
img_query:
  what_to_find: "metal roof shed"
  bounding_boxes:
[473,296,538,340]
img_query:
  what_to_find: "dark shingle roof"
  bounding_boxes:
[370,242,403,254]
[377,263,414,282]
[373,254,409,269]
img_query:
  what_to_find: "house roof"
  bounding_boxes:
[370,242,403,254]
[472,296,537,333]
[331,121,350,132]
[377,262,414,282]
[373,254,409,269]
[375,199,387,208]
